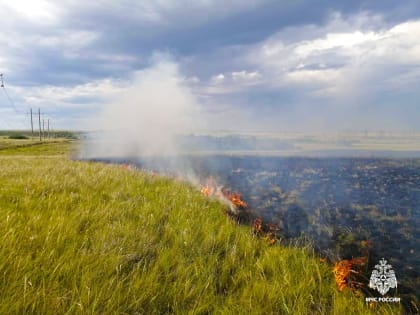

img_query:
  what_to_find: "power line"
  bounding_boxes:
[0,74,56,132]
[0,109,14,129]
[1,74,23,114]
[2,85,21,114]
[0,73,13,129]
[0,73,29,129]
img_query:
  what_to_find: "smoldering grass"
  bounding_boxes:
[0,140,401,314]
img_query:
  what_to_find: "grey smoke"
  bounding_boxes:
[80,57,204,159]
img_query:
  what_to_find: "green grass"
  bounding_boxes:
[0,140,401,314]
[0,135,79,156]
[0,130,81,139]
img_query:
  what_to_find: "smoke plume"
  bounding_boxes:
[80,57,203,159]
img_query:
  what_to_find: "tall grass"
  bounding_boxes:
[0,141,401,314]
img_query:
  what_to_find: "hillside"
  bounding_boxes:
[0,138,400,314]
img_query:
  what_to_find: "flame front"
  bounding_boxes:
[200,185,213,197]
[333,256,367,292]
[200,179,248,209]
[200,178,216,197]
[222,189,248,208]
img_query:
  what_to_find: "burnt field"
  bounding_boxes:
[192,156,419,302]
[95,155,420,307]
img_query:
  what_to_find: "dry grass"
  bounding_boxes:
[0,139,401,314]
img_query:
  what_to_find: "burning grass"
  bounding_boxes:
[333,256,367,293]
[200,180,278,246]
[0,140,402,314]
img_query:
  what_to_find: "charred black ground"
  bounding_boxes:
[92,155,420,309]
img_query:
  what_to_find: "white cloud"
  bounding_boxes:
[0,3,101,78]
[211,73,225,84]
[286,69,340,84]
[0,78,129,129]
[231,70,261,82]
[1,0,59,24]
[204,70,263,96]
[20,79,126,109]
[246,13,420,100]
[188,11,420,132]
[1,3,419,132]
[294,31,385,57]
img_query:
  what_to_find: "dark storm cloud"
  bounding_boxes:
[4,0,420,85]
[58,0,420,55]
[0,0,419,130]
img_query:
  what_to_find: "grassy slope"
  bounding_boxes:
[0,140,400,314]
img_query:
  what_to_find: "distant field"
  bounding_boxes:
[0,137,402,314]
[0,130,81,139]
[0,138,77,156]
[0,130,80,156]
[83,131,420,159]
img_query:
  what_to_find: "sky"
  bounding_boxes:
[0,0,420,132]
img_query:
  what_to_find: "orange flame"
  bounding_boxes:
[200,185,213,197]
[222,189,248,208]
[200,179,216,197]
[265,223,279,245]
[200,179,248,209]
[333,256,367,292]
[333,260,353,291]
[252,218,278,245]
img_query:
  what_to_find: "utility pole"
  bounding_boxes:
[38,108,42,141]
[30,108,34,138]
[47,119,50,139]
[42,119,45,140]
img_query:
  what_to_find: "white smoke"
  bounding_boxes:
[80,57,204,159]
